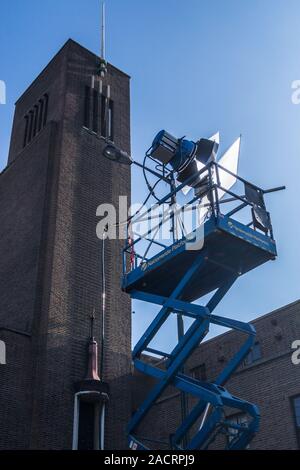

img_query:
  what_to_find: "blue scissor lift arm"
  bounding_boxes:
[123,161,279,450]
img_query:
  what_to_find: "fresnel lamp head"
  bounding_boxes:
[103,130,219,196]
[149,130,219,194]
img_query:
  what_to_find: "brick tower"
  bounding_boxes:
[0,39,131,449]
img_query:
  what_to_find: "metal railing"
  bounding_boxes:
[123,161,282,274]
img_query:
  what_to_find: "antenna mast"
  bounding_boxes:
[101,1,106,60]
[99,1,107,77]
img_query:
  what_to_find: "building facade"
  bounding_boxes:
[0,39,131,450]
[133,300,300,449]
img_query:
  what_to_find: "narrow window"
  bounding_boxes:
[252,342,262,362]
[74,397,102,450]
[101,96,114,140]
[78,401,96,450]
[23,115,29,148]
[292,395,300,448]
[28,111,34,143]
[38,99,44,132]
[101,94,107,137]
[43,94,48,127]
[92,89,99,133]
[33,105,38,138]
[107,99,114,141]
[23,93,49,147]
[244,341,261,366]
[83,86,91,128]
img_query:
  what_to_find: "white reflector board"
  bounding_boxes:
[182,135,240,227]
[215,136,240,201]
[197,195,210,225]
[208,131,220,145]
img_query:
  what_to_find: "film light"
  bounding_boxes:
[149,130,219,189]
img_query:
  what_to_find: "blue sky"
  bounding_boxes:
[0,0,300,350]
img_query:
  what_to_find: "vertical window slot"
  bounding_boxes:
[38,99,44,132]
[28,111,34,143]
[92,89,99,133]
[43,94,48,127]
[23,115,29,148]
[84,86,91,128]
[33,105,38,138]
[101,94,107,137]
[108,100,114,141]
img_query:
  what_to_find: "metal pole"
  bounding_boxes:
[100,402,106,450]
[199,403,210,431]
[177,313,189,448]
[100,226,107,380]
[170,173,178,242]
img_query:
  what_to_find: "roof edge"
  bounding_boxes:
[15,38,130,105]
[202,298,300,347]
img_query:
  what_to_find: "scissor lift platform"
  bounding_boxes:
[124,158,282,450]
[122,213,276,302]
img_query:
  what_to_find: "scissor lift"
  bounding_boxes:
[122,160,280,450]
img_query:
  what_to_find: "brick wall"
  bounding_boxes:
[0,39,131,450]
[0,330,32,449]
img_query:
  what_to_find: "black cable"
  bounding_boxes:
[113,176,162,229]
[114,148,173,229]
[142,154,161,202]
[143,153,173,204]
[100,224,108,381]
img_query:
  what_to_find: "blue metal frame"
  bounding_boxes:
[125,160,279,450]
[127,270,259,450]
